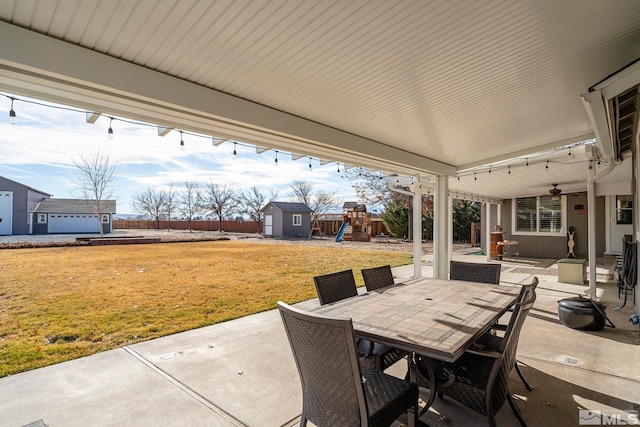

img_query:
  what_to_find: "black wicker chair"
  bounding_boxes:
[416,277,538,427]
[278,301,419,427]
[313,269,406,372]
[362,265,395,292]
[313,269,358,305]
[450,260,501,284]
[449,260,533,388]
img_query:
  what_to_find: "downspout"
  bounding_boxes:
[388,181,423,278]
[582,91,617,296]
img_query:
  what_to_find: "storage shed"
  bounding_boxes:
[32,198,117,234]
[0,176,51,235]
[261,201,313,237]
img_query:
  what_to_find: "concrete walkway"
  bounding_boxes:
[1,253,639,427]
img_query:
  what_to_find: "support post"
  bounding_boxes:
[433,175,450,279]
[485,202,492,262]
[413,181,423,278]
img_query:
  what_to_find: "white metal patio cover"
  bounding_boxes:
[0,1,639,281]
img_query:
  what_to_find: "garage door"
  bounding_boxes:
[48,214,100,233]
[0,192,13,235]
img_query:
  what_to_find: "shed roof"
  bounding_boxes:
[263,201,313,213]
[33,199,116,214]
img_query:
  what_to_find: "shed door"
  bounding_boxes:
[0,192,13,235]
[264,214,273,236]
[48,214,100,233]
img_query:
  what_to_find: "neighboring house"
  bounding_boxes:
[0,176,51,235]
[261,201,313,237]
[32,199,117,235]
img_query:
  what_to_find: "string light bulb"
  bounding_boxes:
[107,117,114,140]
[9,97,17,124]
[508,165,511,175]
[337,163,340,173]
[546,160,549,169]
[233,142,237,159]
[179,131,185,150]
[274,150,278,166]
[308,157,312,171]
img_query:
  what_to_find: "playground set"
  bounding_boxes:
[310,203,384,242]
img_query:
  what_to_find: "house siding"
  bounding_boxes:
[500,195,605,259]
[0,177,49,235]
[281,212,310,237]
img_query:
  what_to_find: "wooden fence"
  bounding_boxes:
[113,220,263,233]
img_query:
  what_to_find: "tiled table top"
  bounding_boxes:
[312,278,520,362]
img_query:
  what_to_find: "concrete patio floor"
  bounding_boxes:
[1,251,639,427]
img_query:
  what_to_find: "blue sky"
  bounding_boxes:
[0,93,360,215]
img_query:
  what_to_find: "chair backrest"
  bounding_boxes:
[313,269,358,305]
[488,277,538,412]
[361,265,395,292]
[277,301,367,425]
[450,260,501,284]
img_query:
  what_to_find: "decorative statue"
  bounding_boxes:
[494,225,503,232]
[567,226,576,258]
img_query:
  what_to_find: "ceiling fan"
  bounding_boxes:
[549,184,562,201]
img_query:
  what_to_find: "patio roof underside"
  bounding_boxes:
[0,0,639,200]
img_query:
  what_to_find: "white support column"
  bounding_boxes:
[433,175,450,279]
[496,203,502,229]
[448,194,454,263]
[413,182,423,278]
[586,168,597,295]
[485,202,492,262]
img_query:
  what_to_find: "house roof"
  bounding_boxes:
[0,2,638,200]
[263,202,313,213]
[33,199,116,214]
[0,176,51,197]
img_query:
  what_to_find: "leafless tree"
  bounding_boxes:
[289,180,313,206]
[343,168,392,206]
[289,180,339,214]
[202,182,238,232]
[240,186,274,232]
[311,190,339,214]
[178,181,203,232]
[73,150,118,236]
[268,188,280,202]
[132,187,166,229]
[163,184,177,231]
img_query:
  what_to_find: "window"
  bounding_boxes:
[292,214,302,227]
[616,195,633,225]
[513,196,564,235]
[37,213,47,224]
[101,214,110,223]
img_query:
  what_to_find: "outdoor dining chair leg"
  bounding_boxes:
[507,393,527,427]
[515,362,532,391]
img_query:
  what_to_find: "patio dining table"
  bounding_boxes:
[311,277,521,414]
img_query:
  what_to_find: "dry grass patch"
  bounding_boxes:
[0,240,411,377]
